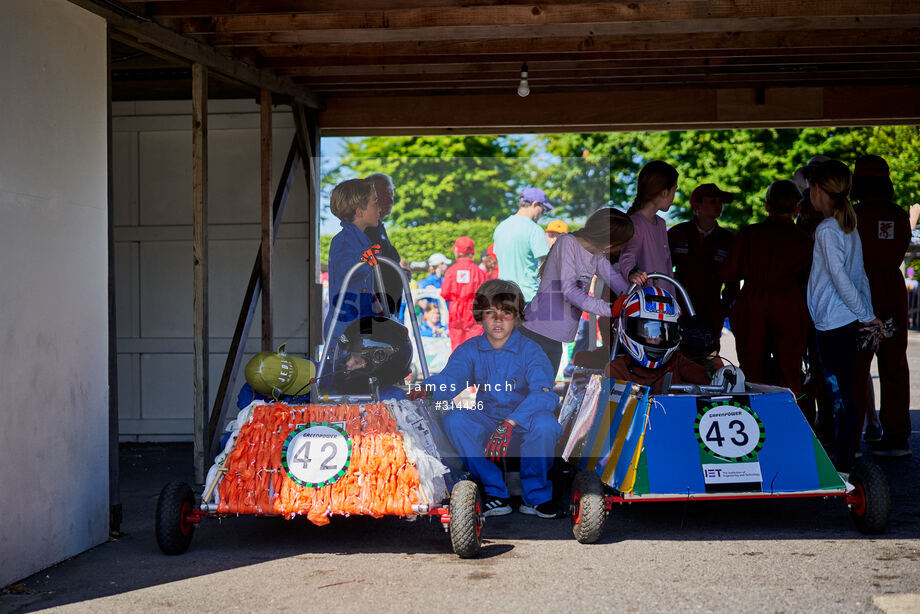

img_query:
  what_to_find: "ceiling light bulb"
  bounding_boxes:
[517,63,530,97]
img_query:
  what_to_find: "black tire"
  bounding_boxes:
[156,481,196,555]
[848,459,891,535]
[571,471,606,544]
[449,480,483,558]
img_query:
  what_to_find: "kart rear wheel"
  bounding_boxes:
[449,480,483,558]
[571,471,605,544]
[156,481,196,555]
[848,459,890,535]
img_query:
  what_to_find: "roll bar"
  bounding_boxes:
[315,256,429,394]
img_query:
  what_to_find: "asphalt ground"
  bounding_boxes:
[2,333,919,614]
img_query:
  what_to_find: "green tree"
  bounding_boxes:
[541,126,920,229]
[328,136,534,226]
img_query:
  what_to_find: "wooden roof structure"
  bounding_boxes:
[76,0,920,134]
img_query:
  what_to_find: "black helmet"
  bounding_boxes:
[331,316,412,393]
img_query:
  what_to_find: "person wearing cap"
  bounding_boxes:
[493,187,552,302]
[440,236,488,349]
[420,253,451,292]
[668,183,740,344]
[720,180,813,405]
[851,154,912,458]
[480,244,499,280]
[364,173,405,314]
[544,219,569,249]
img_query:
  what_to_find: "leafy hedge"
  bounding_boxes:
[321,218,501,273]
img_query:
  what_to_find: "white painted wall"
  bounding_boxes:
[112,101,312,441]
[0,0,109,587]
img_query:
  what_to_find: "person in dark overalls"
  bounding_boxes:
[851,155,912,458]
[720,180,813,403]
[669,183,739,346]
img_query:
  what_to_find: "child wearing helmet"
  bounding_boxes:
[607,285,722,393]
[328,315,413,400]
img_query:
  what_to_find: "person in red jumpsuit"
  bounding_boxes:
[851,155,912,458]
[669,183,740,345]
[480,244,499,280]
[720,180,813,405]
[441,236,488,349]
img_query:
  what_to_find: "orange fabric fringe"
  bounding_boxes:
[217,403,420,525]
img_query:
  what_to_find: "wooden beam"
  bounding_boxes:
[292,104,322,357]
[290,62,920,87]
[318,84,920,135]
[66,0,321,108]
[146,0,600,18]
[258,44,920,68]
[209,17,920,46]
[183,1,920,34]
[260,89,273,352]
[208,139,301,460]
[105,25,123,535]
[192,63,209,484]
[273,52,920,78]
[253,28,920,59]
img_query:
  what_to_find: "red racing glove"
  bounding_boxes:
[484,420,515,461]
[408,387,429,402]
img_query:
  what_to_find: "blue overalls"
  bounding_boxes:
[423,330,561,505]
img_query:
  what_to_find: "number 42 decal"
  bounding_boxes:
[282,423,353,488]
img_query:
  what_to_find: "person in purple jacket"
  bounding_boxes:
[520,207,648,373]
[619,160,680,295]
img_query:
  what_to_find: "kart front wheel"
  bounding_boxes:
[156,481,196,555]
[571,471,605,544]
[848,459,890,535]
[449,480,483,558]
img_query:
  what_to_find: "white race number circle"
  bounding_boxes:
[696,404,762,460]
[282,423,352,488]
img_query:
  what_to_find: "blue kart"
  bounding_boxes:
[560,275,891,543]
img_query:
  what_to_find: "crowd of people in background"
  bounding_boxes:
[321,151,915,484]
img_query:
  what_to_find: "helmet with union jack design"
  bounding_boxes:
[618,285,682,368]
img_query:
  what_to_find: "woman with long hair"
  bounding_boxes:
[619,160,679,293]
[806,159,881,471]
[520,207,647,373]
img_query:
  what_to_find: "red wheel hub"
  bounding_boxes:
[571,489,582,525]
[179,501,193,535]
[849,482,867,516]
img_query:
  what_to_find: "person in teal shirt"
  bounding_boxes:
[493,187,552,302]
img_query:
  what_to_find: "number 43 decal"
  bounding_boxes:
[695,402,765,461]
[704,419,749,448]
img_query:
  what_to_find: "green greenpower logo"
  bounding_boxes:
[282,422,353,488]
[694,402,765,462]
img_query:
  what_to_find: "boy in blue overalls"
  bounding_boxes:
[410,279,562,518]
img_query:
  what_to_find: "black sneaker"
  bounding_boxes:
[519,501,564,519]
[869,440,912,458]
[482,497,512,517]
